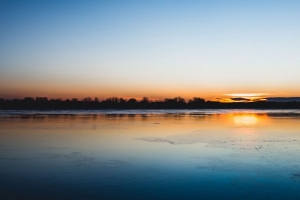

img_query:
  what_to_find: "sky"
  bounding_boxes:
[0,0,300,101]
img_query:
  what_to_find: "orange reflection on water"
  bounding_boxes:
[233,114,258,126]
[229,113,269,126]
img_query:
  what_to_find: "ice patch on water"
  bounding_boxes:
[136,137,175,144]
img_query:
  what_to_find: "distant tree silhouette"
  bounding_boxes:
[140,97,149,103]
[189,97,205,104]
[23,97,34,102]
[165,97,185,103]
[127,98,137,108]
[163,97,186,108]
[36,97,48,102]
[127,98,137,104]
[83,97,92,102]
[1,95,300,110]
[106,97,119,103]
[140,97,150,108]
[187,97,205,108]
[119,98,126,103]
[174,96,185,103]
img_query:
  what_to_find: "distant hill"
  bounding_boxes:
[266,97,300,102]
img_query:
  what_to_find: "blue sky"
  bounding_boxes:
[0,0,299,100]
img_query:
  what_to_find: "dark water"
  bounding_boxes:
[1,110,300,199]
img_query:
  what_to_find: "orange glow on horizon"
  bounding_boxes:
[0,79,299,101]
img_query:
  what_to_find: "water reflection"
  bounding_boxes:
[1,110,300,199]
[233,114,259,125]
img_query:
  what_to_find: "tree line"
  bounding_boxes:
[0,96,300,109]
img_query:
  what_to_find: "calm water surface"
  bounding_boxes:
[1,110,300,199]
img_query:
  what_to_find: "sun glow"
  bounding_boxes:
[212,93,269,102]
[224,93,268,97]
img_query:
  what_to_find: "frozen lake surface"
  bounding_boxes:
[1,109,300,199]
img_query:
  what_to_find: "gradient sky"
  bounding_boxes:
[0,0,299,100]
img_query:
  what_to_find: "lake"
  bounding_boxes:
[1,109,300,199]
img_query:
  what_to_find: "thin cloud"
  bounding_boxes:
[230,97,250,102]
